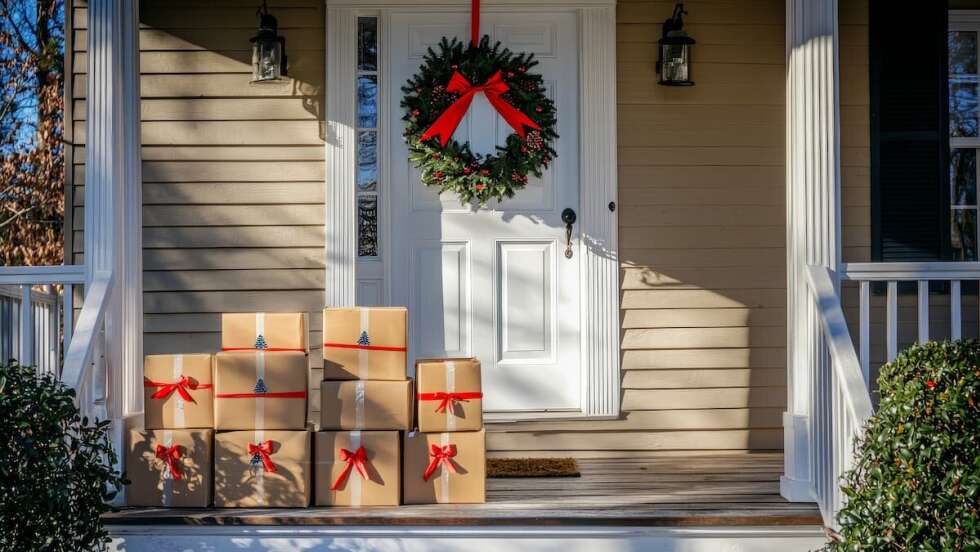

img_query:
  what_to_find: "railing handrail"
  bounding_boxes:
[0,265,86,285]
[806,265,875,427]
[842,261,980,281]
[60,272,112,395]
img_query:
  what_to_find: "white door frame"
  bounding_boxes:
[324,0,620,419]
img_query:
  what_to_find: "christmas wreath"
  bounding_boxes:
[401,36,558,205]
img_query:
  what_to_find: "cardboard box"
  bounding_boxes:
[214,352,308,430]
[323,307,407,380]
[416,358,482,432]
[143,354,214,429]
[319,380,413,430]
[127,429,213,507]
[403,429,485,504]
[314,431,400,506]
[222,312,308,353]
[214,430,311,508]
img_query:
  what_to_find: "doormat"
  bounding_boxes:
[487,458,580,478]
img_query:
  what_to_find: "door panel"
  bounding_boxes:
[389,10,580,413]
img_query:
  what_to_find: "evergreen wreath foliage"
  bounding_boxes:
[401,36,558,205]
[823,340,980,551]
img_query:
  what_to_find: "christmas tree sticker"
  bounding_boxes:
[254,378,268,394]
[358,331,371,347]
[254,334,268,350]
[250,452,263,466]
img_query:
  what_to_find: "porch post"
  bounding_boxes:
[85,0,144,475]
[783,0,841,502]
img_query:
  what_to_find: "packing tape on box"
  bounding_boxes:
[171,356,185,427]
[359,310,370,379]
[440,432,451,503]
[256,352,265,430]
[254,429,266,502]
[350,430,362,507]
[161,430,174,507]
[445,362,456,431]
[354,381,365,429]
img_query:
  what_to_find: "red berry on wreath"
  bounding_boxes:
[463,167,472,175]
[433,171,445,179]
[507,71,515,78]
[480,169,490,177]
[411,109,420,117]
[475,183,485,191]
[451,64,458,70]
[535,106,543,113]
[519,66,526,72]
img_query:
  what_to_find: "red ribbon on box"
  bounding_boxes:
[322,342,407,352]
[221,347,307,353]
[423,443,459,481]
[418,391,483,413]
[144,375,212,402]
[331,446,369,490]
[248,440,277,473]
[420,70,541,147]
[215,390,307,399]
[154,444,183,480]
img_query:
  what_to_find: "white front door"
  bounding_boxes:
[388,11,581,414]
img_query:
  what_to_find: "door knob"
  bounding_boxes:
[561,208,577,259]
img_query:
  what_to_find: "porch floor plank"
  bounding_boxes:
[105,454,823,527]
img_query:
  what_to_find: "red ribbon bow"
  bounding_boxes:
[144,375,212,402]
[247,440,277,473]
[423,443,458,481]
[330,446,369,491]
[421,70,541,147]
[154,444,183,480]
[418,391,484,413]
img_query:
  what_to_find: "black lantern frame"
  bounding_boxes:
[656,1,695,86]
[250,0,288,83]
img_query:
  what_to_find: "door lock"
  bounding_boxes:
[561,208,577,259]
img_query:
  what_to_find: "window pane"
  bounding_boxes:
[950,82,979,137]
[950,31,978,76]
[357,131,377,192]
[358,17,378,72]
[952,209,978,261]
[358,196,379,257]
[358,75,377,128]
[951,148,977,206]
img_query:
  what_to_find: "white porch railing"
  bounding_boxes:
[807,261,980,527]
[0,265,110,420]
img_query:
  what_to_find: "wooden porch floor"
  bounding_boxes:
[105,454,823,527]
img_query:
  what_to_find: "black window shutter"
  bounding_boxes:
[870,0,950,261]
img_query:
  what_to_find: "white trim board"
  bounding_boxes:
[109,525,826,552]
[324,2,620,419]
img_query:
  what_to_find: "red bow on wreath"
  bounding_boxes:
[421,70,541,147]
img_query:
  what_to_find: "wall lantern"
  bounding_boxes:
[657,1,695,86]
[250,0,288,83]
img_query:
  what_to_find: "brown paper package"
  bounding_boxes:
[221,312,308,353]
[214,430,311,508]
[127,429,213,507]
[143,354,214,430]
[403,429,485,504]
[415,358,482,432]
[319,380,413,430]
[314,431,400,506]
[322,307,407,380]
[214,351,308,430]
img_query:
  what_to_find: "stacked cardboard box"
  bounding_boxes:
[405,358,486,504]
[317,307,410,506]
[128,354,215,507]
[213,313,312,507]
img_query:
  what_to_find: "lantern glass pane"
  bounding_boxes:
[252,40,282,82]
[661,43,689,83]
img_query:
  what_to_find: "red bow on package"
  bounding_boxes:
[154,444,183,480]
[418,391,484,414]
[144,375,212,402]
[423,443,458,481]
[247,440,277,473]
[421,70,541,147]
[330,446,369,490]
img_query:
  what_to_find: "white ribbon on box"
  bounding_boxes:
[350,430,362,507]
[161,430,174,507]
[171,355,185,428]
[445,361,457,431]
[359,309,370,379]
[254,429,266,503]
[440,432,451,503]
[354,381,366,429]
[255,352,266,430]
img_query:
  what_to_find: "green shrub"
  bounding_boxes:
[0,361,125,551]
[825,340,980,551]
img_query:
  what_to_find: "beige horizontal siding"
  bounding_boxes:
[71,0,788,456]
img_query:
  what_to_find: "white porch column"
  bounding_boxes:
[85,0,143,456]
[783,0,841,502]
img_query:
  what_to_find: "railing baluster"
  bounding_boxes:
[918,280,929,344]
[887,281,898,362]
[18,285,33,367]
[951,280,962,340]
[63,283,74,368]
[859,280,871,387]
